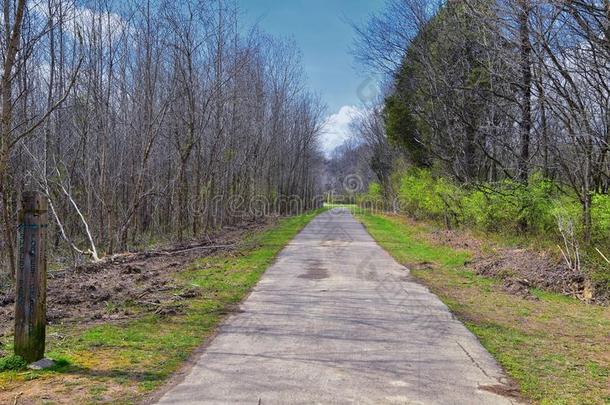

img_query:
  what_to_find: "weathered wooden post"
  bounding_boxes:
[14,191,48,363]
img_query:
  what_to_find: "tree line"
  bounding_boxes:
[353,0,610,248]
[0,0,324,277]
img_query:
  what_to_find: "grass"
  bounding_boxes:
[355,210,610,405]
[0,355,27,371]
[0,209,324,404]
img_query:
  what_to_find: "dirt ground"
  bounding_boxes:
[0,219,270,344]
[426,227,604,304]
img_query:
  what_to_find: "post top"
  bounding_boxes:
[21,192,48,213]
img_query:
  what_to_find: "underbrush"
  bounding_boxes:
[358,169,610,298]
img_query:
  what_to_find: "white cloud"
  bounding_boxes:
[29,1,130,44]
[321,105,367,157]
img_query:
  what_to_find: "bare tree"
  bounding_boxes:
[0,0,324,275]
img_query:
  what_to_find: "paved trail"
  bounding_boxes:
[156,208,519,405]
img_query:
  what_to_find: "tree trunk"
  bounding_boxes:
[582,192,592,245]
[518,0,532,184]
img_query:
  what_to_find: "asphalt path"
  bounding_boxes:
[156,208,520,405]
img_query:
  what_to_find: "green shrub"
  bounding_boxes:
[460,175,556,234]
[398,168,434,218]
[462,186,521,232]
[592,194,610,245]
[367,182,383,199]
[358,182,383,202]
[360,168,609,248]
[394,168,456,221]
[516,173,556,234]
[357,182,387,212]
[0,354,27,371]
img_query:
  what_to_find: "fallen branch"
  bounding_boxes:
[52,239,238,276]
[152,244,236,256]
[111,244,236,263]
[135,300,162,307]
[135,291,150,300]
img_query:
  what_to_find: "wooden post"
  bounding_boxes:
[14,191,48,363]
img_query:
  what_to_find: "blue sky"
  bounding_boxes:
[237,0,386,154]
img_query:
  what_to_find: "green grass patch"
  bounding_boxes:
[0,209,325,403]
[0,355,27,372]
[356,211,610,405]
[353,211,469,269]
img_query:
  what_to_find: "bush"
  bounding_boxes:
[371,168,587,237]
[459,175,556,234]
[592,194,610,245]
[357,182,385,212]
[359,168,610,249]
[394,168,461,222]
[397,169,437,218]
[0,354,27,371]
[366,182,384,200]
[516,173,556,234]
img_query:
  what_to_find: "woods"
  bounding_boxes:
[0,2,608,402]
[353,0,610,249]
[345,0,610,303]
[0,0,324,277]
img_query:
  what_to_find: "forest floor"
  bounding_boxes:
[425,223,603,304]
[0,225,258,338]
[356,210,610,404]
[0,209,324,404]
